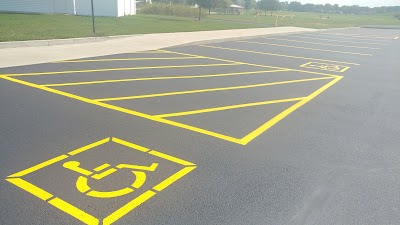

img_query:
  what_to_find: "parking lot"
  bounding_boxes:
[1,27,400,225]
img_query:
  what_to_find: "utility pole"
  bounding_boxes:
[91,0,96,34]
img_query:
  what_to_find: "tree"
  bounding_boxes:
[257,0,278,16]
[216,0,232,9]
[288,1,301,12]
[244,0,252,10]
[194,0,213,19]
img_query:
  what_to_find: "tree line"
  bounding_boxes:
[151,0,400,16]
[279,1,400,15]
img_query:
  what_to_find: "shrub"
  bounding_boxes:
[140,3,205,18]
[395,14,400,20]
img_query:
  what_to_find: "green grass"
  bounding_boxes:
[207,12,400,29]
[1,12,399,42]
[0,13,265,42]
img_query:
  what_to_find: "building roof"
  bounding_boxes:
[229,4,244,9]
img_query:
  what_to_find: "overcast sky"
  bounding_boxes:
[296,0,400,7]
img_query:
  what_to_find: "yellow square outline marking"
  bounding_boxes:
[5,137,196,225]
[300,62,350,73]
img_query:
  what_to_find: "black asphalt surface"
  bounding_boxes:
[1,28,400,225]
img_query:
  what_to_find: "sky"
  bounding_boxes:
[296,0,400,7]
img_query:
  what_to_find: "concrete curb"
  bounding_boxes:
[0,26,359,50]
[0,27,325,50]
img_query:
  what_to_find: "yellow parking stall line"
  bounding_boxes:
[94,77,334,102]
[198,45,360,65]
[6,178,54,201]
[239,76,343,145]
[7,154,69,178]
[42,69,290,87]
[54,56,203,63]
[48,198,99,225]
[237,40,372,56]
[152,166,197,191]
[102,190,156,225]
[159,49,288,70]
[112,137,150,152]
[154,97,305,118]
[0,76,244,145]
[263,37,381,49]
[300,33,390,43]
[289,35,388,46]
[148,150,196,166]
[318,32,396,40]
[158,50,342,78]
[322,32,392,38]
[67,137,110,155]
[5,63,240,77]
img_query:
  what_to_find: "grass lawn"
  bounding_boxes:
[207,12,400,29]
[1,12,399,42]
[0,13,265,42]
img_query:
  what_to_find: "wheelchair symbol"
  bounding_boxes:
[63,161,158,198]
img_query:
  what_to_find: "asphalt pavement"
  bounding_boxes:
[1,27,400,225]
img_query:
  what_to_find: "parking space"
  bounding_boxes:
[1,27,400,225]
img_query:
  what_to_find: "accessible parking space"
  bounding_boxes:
[1,27,400,225]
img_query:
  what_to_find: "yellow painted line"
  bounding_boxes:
[54,56,202,63]
[112,137,149,152]
[7,154,69,178]
[87,188,133,198]
[153,166,197,192]
[198,45,360,65]
[48,198,99,225]
[318,32,395,40]
[237,40,372,56]
[68,137,110,156]
[6,178,53,201]
[0,76,244,145]
[149,150,196,166]
[155,97,305,118]
[160,50,341,78]
[300,33,389,43]
[300,62,350,73]
[239,76,343,145]
[263,37,381,49]
[159,49,289,70]
[6,63,240,77]
[42,69,289,87]
[95,77,333,102]
[93,163,110,172]
[290,35,388,46]
[322,32,390,38]
[91,168,117,180]
[103,190,156,225]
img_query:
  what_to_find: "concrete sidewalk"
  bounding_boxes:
[0,27,315,68]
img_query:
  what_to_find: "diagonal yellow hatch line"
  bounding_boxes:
[94,77,333,102]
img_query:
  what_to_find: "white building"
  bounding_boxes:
[0,0,136,17]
